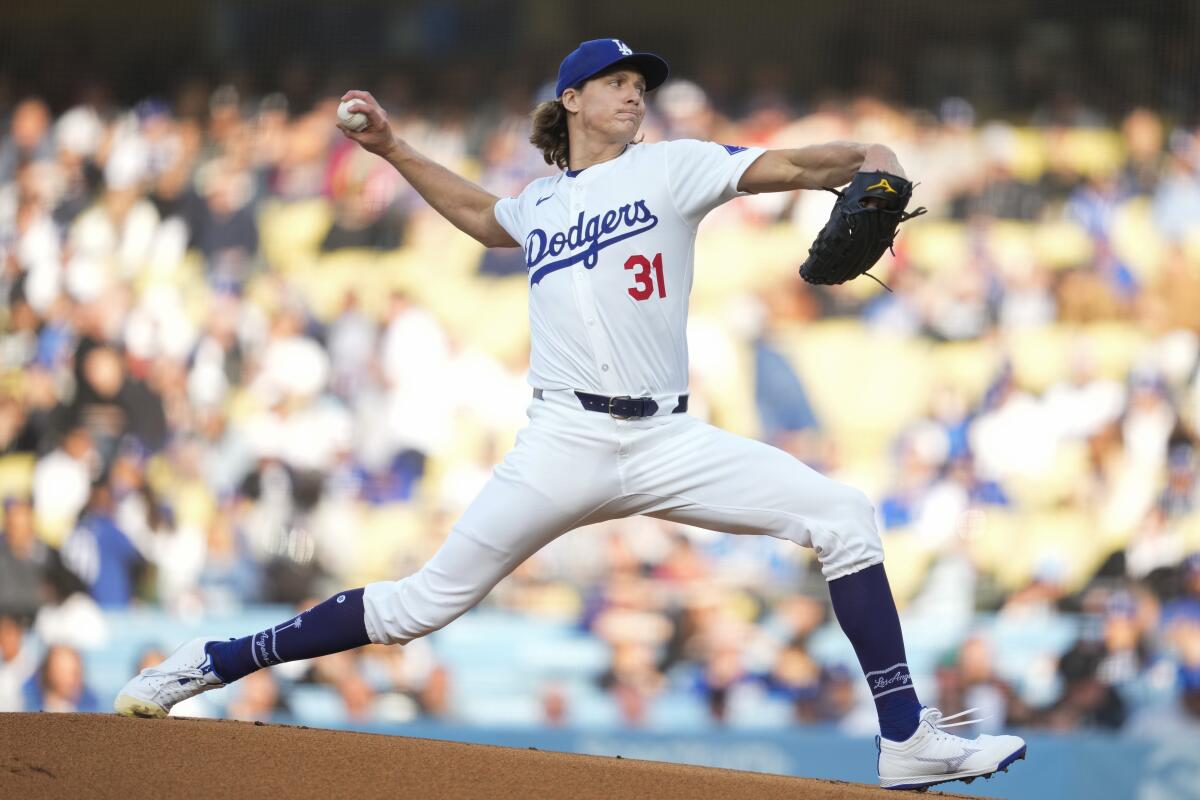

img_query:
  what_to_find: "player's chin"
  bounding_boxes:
[614,115,642,136]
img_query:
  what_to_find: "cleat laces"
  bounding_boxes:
[927,706,990,734]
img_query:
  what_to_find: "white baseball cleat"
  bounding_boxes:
[113,638,225,718]
[877,707,1027,791]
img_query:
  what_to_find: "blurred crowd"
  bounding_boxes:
[1,73,1200,737]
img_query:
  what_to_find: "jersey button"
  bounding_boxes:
[601,364,609,372]
[587,318,595,326]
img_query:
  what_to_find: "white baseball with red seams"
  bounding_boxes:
[337,100,369,132]
[360,139,886,646]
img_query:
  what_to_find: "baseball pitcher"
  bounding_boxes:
[116,39,1025,791]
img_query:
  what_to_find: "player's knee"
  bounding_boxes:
[816,485,883,578]
[363,572,479,645]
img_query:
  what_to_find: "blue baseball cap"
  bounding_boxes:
[555,38,670,99]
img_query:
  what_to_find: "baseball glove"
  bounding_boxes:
[799,170,927,289]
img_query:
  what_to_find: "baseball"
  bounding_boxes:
[337,100,369,132]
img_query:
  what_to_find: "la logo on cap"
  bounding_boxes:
[612,39,633,56]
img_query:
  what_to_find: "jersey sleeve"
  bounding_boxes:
[664,139,766,225]
[493,194,525,244]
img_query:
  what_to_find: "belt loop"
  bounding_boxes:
[533,388,544,401]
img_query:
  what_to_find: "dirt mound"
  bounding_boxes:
[0,713,978,799]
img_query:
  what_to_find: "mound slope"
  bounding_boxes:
[0,713,978,800]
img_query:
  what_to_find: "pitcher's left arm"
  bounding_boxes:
[737,142,905,193]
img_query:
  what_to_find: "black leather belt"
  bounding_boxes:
[533,389,688,419]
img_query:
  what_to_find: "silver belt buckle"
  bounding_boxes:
[608,395,633,419]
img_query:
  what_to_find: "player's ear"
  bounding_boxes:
[561,87,581,113]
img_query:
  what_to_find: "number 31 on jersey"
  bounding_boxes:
[625,252,666,301]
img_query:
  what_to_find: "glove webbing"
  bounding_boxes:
[821,186,929,293]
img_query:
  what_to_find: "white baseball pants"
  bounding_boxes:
[362,388,883,645]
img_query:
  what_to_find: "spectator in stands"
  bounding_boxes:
[0,614,37,711]
[51,106,104,229]
[320,144,406,251]
[879,430,942,532]
[325,290,378,401]
[196,505,261,610]
[994,247,1057,333]
[1159,445,1198,520]
[0,98,53,182]
[48,342,168,468]
[32,425,95,544]
[1126,506,1191,582]
[539,681,569,727]
[192,157,260,289]
[800,663,859,725]
[1180,664,1200,727]
[337,669,376,722]
[0,295,39,374]
[957,636,1029,731]
[971,364,1060,485]
[1043,345,1126,443]
[695,629,753,725]
[1042,640,1128,730]
[22,643,102,713]
[1066,172,1137,302]
[1135,598,1200,733]
[235,455,329,604]
[0,496,86,618]
[61,482,145,608]
[8,369,58,456]
[952,157,1045,220]
[1001,560,1071,619]
[651,532,711,585]
[1153,243,1200,333]
[226,668,288,722]
[1177,624,1200,725]
[659,590,721,675]
[907,452,1010,552]
[378,290,449,484]
[753,333,821,452]
[358,640,451,721]
[1152,129,1200,243]
[760,637,823,720]
[185,292,246,418]
[599,640,664,728]
[920,257,992,341]
[1162,554,1200,627]
[1097,590,1169,709]
[66,137,159,296]
[1118,109,1167,196]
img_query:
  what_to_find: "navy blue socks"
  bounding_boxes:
[204,573,920,741]
[206,588,371,683]
[828,563,922,741]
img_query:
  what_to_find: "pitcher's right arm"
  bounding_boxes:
[339,90,518,249]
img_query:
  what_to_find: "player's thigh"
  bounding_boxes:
[364,402,624,642]
[629,418,881,578]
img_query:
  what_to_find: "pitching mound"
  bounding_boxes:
[0,713,977,799]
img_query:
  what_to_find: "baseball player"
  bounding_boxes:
[116,39,1026,791]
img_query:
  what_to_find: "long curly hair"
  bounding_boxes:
[530,99,570,170]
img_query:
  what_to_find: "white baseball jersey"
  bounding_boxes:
[493,140,766,397]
